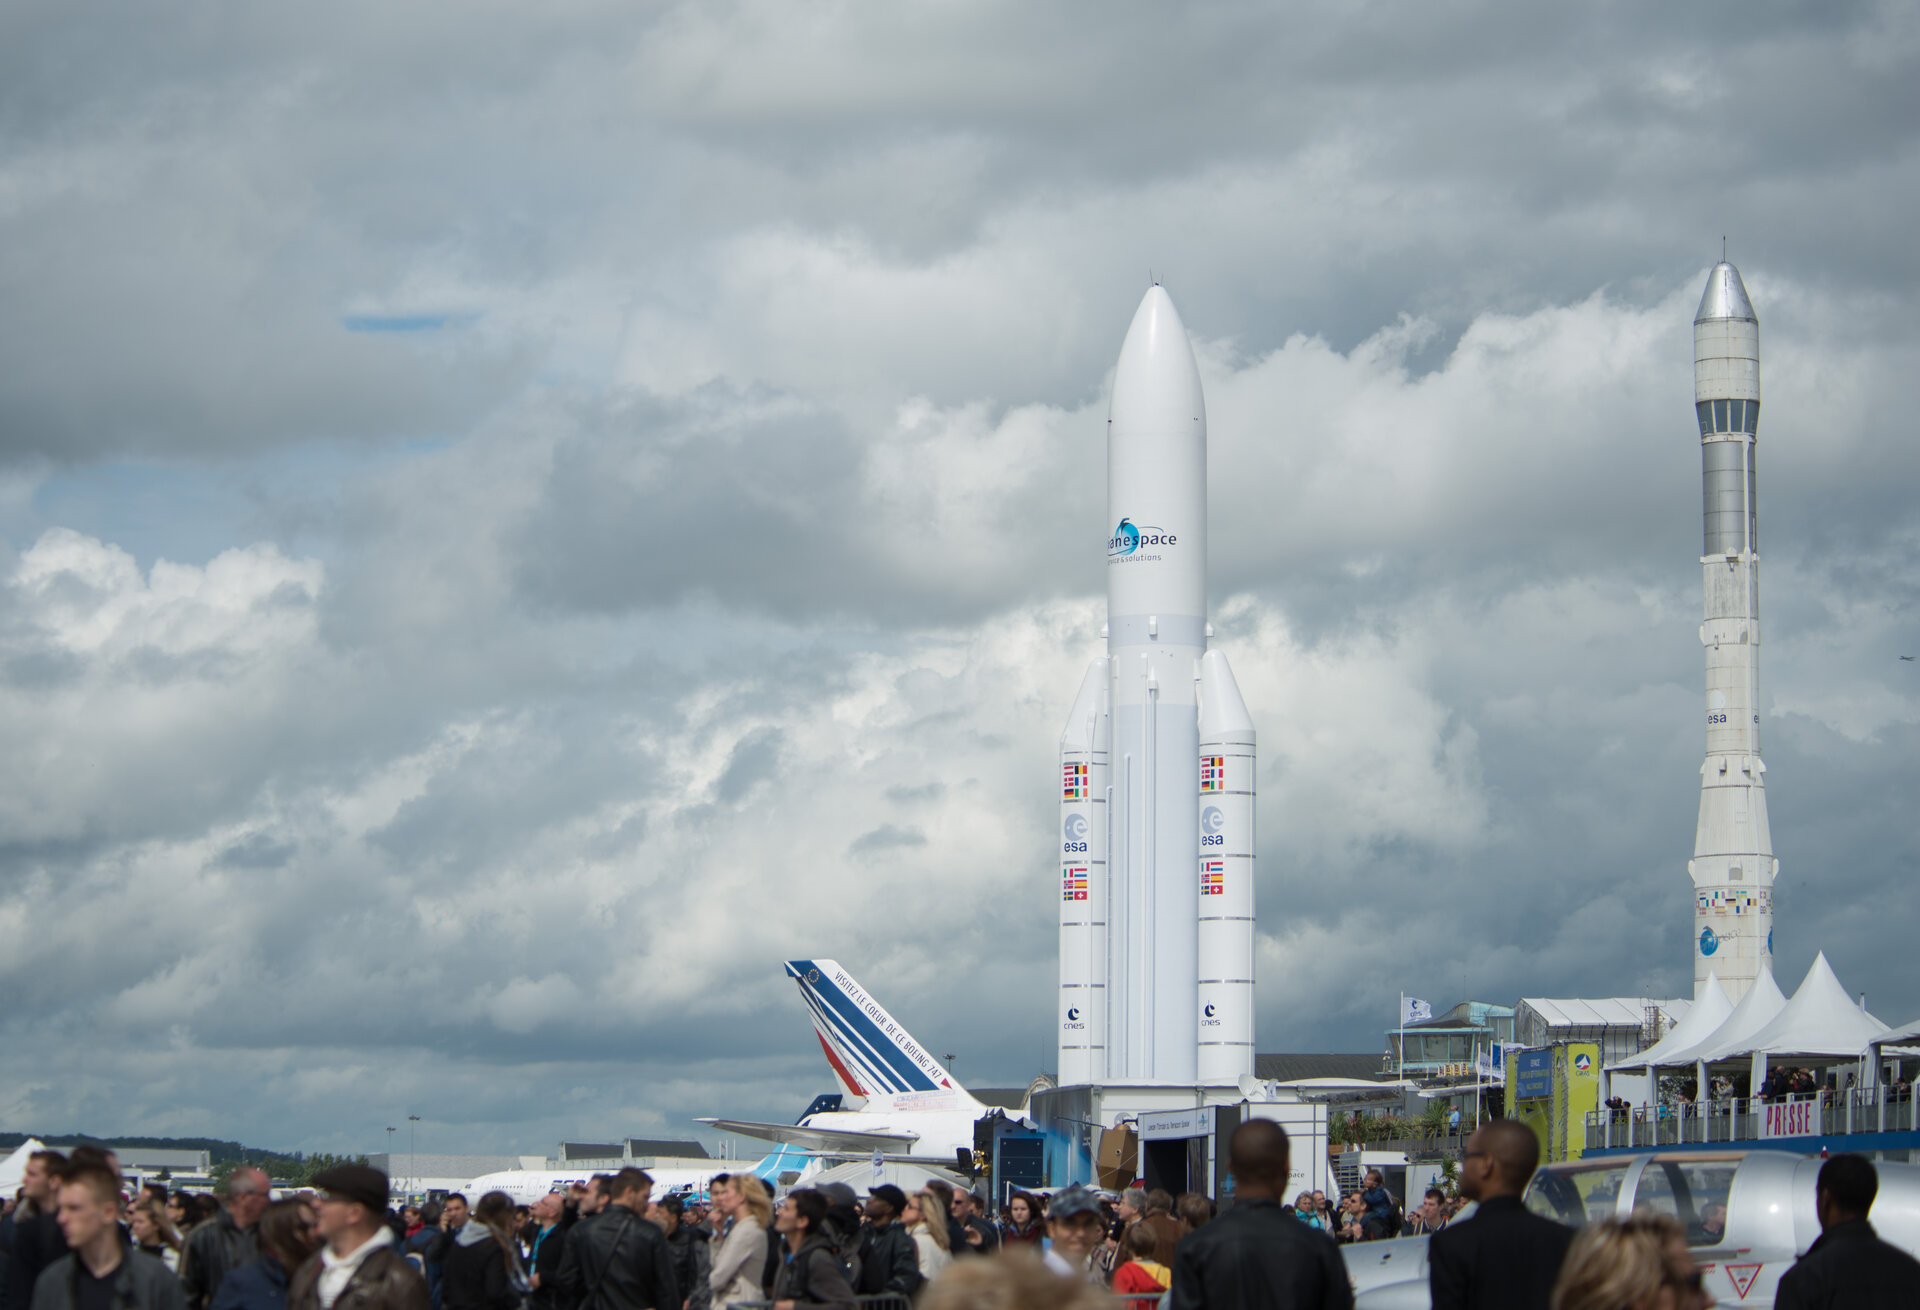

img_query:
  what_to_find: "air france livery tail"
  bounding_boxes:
[785,959,971,1105]
[697,959,989,1158]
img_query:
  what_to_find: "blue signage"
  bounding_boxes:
[1515,1049,1553,1100]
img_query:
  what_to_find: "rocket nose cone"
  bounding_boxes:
[1696,261,1757,324]
[1110,284,1206,426]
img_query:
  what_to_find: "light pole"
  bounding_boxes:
[408,1116,421,1197]
[386,1126,396,1163]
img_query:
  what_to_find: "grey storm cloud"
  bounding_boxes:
[0,0,1917,1155]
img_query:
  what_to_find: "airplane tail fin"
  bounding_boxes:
[785,959,970,1101]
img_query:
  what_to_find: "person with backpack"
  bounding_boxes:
[442,1194,525,1310]
[768,1192,854,1310]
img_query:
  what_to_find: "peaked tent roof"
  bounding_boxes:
[1871,1015,1920,1049]
[1736,952,1885,1061]
[0,1138,44,1194]
[1608,973,1734,1071]
[1661,968,1788,1066]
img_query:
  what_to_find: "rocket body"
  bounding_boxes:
[1690,262,1775,1004]
[1059,287,1255,1086]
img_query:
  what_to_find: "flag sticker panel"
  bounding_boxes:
[1201,859,1224,895]
[1200,756,1225,792]
[1063,763,1089,800]
[1062,866,1089,901]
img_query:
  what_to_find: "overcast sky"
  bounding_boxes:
[3,1,1918,1158]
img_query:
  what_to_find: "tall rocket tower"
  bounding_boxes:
[1690,260,1775,1004]
[1058,286,1256,1087]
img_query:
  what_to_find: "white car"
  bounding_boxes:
[1342,1148,1920,1308]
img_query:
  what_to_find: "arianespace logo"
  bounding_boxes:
[1109,517,1176,561]
[1699,926,1719,956]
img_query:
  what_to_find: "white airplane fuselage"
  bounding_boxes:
[462,1165,735,1207]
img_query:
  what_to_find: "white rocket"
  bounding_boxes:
[1690,260,1776,1005]
[1058,286,1256,1087]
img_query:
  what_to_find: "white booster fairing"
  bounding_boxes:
[1690,261,1776,1005]
[1058,286,1256,1087]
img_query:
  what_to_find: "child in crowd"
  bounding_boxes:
[1109,1223,1171,1310]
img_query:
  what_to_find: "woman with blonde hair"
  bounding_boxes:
[1550,1213,1713,1310]
[903,1189,951,1281]
[710,1174,771,1308]
[129,1196,183,1271]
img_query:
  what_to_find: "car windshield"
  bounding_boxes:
[1632,1156,1739,1246]
[1524,1161,1630,1227]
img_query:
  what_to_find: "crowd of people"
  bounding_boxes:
[6,1126,1920,1310]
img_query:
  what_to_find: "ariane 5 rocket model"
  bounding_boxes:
[1058,285,1256,1087]
[1690,260,1776,1005]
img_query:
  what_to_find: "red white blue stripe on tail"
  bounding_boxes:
[785,959,964,1100]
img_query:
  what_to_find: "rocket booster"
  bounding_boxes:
[1690,261,1775,1004]
[1059,286,1256,1086]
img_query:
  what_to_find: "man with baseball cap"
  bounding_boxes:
[1041,1185,1108,1281]
[852,1186,919,1299]
[288,1165,428,1310]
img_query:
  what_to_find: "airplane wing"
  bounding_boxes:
[696,1118,920,1153]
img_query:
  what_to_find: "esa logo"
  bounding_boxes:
[1201,1002,1221,1028]
[1063,812,1089,854]
[1200,806,1226,846]
[1063,1005,1085,1031]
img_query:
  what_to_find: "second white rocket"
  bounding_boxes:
[1058,286,1256,1087]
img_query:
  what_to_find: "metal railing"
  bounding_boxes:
[1584,1086,1920,1151]
[737,1298,913,1310]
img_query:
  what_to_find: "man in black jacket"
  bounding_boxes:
[769,1191,854,1310]
[1776,1153,1920,1309]
[647,1198,708,1310]
[1427,1119,1571,1310]
[554,1170,677,1310]
[851,1187,919,1300]
[6,1150,69,1310]
[1167,1119,1353,1310]
[182,1169,269,1310]
[29,1164,184,1310]
[526,1194,573,1310]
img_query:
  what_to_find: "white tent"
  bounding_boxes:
[1867,1015,1920,1086]
[1738,952,1884,1062]
[1665,966,1788,1066]
[1608,973,1733,1072]
[0,1138,45,1195]
[1871,1015,1920,1050]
